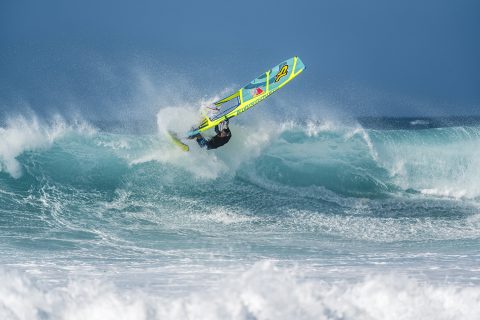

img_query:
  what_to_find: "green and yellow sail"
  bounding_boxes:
[187,56,305,137]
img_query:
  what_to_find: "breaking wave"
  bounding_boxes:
[2,115,480,200]
[2,113,480,320]
[2,262,480,320]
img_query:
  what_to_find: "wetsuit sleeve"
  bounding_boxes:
[214,125,220,134]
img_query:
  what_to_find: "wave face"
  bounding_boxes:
[1,116,480,319]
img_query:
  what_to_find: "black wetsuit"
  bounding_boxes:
[205,125,231,149]
[196,125,231,149]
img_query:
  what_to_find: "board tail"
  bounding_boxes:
[167,131,190,151]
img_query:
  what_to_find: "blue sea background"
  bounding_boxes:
[1,1,480,319]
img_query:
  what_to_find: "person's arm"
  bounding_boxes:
[217,119,229,132]
[224,127,231,137]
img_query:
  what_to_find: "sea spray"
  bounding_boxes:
[2,263,480,320]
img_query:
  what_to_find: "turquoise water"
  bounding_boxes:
[1,115,480,319]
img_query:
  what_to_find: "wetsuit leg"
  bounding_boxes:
[196,137,208,148]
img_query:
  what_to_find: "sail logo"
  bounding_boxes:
[274,65,289,82]
[251,87,264,97]
[238,88,277,114]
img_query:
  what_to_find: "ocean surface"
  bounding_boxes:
[1,113,480,319]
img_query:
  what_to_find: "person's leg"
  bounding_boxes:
[196,136,208,148]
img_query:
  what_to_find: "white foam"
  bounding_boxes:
[2,262,480,320]
[284,209,480,242]
[420,188,469,199]
[0,115,95,178]
[192,207,259,225]
[303,120,338,137]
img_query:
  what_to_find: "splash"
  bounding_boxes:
[0,115,95,178]
[1,263,480,320]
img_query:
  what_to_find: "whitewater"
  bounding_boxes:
[1,110,480,319]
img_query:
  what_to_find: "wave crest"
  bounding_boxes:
[0,115,95,178]
[2,115,480,200]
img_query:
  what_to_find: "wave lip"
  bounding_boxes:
[261,122,480,200]
[0,116,95,179]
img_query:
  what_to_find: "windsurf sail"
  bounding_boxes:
[187,56,305,137]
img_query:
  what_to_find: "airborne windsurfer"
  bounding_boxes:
[168,57,304,152]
